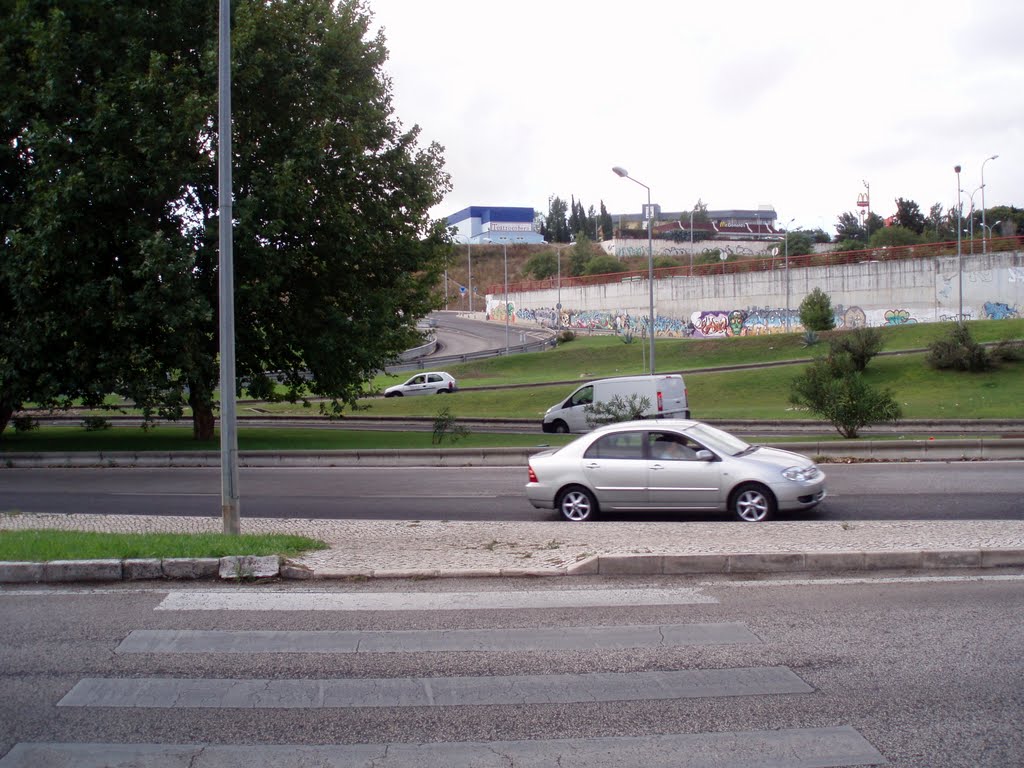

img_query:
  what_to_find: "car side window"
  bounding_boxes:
[569,386,594,408]
[584,431,645,460]
[426,374,441,383]
[410,376,424,385]
[648,431,699,461]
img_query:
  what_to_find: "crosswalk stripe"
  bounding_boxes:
[116,623,759,654]
[154,586,717,611]
[0,727,886,767]
[58,667,812,709]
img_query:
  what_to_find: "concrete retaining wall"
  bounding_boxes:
[490,250,1024,335]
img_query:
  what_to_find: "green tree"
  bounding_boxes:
[790,359,902,438]
[893,198,926,234]
[1,0,451,438]
[522,251,559,280]
[835,212,865,242]
[869,226,920,248]
[541,195,571,243]
[782,231,814,257]
[799,288,836,331]
[581,254,628,276]
[598,200,614,242]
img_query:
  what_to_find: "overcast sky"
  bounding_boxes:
[368,0,1021,235]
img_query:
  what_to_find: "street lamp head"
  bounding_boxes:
[989,154,999,161]
[612,166,629,178]
[954,165,961,174]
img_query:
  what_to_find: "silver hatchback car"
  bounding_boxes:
[526,420,826,522]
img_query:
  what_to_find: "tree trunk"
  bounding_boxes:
[189,389,216,441]
[0,402,14,437]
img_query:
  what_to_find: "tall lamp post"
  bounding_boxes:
[954,164,963,322]
[552,243,574,329]
[612,166,656,375]
[782,217,795,332]
[218,0,240,534]
[960,186,982,254]
[981,154,999,254]
[453,235,473,312]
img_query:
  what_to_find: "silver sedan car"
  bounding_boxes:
[526,420,826,522]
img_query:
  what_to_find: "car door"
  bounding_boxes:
[562,385,594,432]
[424,373,445,393]
[405,375,428,395]
[581,430,648,509]
[645,430,723,509]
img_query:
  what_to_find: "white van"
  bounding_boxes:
[541,374,689,434]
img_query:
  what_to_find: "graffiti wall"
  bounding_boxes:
[485,252,1023,337]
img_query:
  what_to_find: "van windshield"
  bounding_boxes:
[685,423,752,456]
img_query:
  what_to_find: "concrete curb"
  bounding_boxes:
[0,555,281,584]
[4,548,1023,584]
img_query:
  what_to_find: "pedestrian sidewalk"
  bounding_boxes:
[2,513,1024,581]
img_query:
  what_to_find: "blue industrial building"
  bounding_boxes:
[446,206,545,245]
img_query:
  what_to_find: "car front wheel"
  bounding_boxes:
[551,420,569,434]
[557,486,597,522]
[730,483,776,522]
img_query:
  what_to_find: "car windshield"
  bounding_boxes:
[685,423,752,457]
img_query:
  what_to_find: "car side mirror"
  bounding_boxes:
[695,450,714,461]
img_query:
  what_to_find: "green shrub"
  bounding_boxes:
[82,416,112,431]
[432,406,469,445]
[584,394,651,428]
[557,330,576,344]
[790,358,901,438]
[799,287,836,331]
[13,416,39,433]
[927,324,992,371]
[829,327,884,372]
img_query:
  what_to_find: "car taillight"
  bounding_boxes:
[528,465,538,483]
[657,391,664,412]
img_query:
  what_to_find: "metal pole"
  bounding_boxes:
[689,209,694,271]
[647,191,654,375]
[955,165,963,322]
[612,166,654,374]
[467,240,473,313]
[981,154,998,255]
[503,241,509,354]
[218,0,240,535]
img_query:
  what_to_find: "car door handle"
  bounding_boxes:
[650,463,667,470]
[585,462,600,469]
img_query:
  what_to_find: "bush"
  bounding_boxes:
[790,358,901,438]
[556,330,576,344]
[432,406,469,445]
[12,415,39,433]
[584,394,651,428]
[82,416,112,431]
[829,327,884,372]
[799,288,836,331]
[927,324,992,372]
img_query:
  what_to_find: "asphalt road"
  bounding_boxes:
[1,574,1021,766]
[1,461,1021,522]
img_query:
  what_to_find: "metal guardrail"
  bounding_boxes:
[4,439,1023,468]
[384,334,558,373]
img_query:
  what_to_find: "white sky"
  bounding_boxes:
[367,0,1022,235]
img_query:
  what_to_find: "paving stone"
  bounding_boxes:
[43,559,122,582]
[162,558,219,579]
[219,555,279,580]
[0,561,44,583]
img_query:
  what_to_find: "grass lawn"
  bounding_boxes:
[0,529,328,562]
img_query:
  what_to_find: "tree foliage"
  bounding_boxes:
[799,288,836,332]
[893,198,926,234]
[584,394,651,428]
[829,327,884,372]
[789,359,902,438]
[926,323,993,372]
[1,0,451,438]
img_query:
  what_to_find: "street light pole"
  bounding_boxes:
[981,154,999,255]
[955,164,963,322]
[612,166,655,375]
[453,235,473,312]
[783,217,794,332]
[217,0,240,535]
[552,243,574,329]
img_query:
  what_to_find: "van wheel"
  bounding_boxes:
[557,486,597,522]
[730,483,776,522]
[551,420,569,434]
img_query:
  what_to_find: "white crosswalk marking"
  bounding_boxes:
[0,728,886,767]
[154,586,718,611]
[0,586,887,767]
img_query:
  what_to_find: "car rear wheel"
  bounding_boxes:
[385,391,402,397]
[730,483,776,522]
[557,486,597,522]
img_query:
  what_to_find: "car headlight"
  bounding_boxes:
[782,465,818,482]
